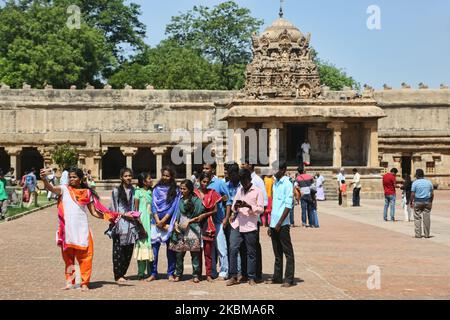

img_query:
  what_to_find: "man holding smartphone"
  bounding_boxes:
[227,169,264,286]
[266,161,295,288]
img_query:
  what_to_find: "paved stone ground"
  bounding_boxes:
[1,190,449,300]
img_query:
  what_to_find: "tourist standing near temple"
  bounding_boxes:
[314,173,326,201]
[410,169,434,238]
[194,172,222,282]
[225,163,247,282]
[241,159,267,282]
[383,168,399,221]
[227,169,264,287]
[170,180,204,283]
[350,168,362,207]
[262,172,275,227]
[301,140,311,166]
[202,162,230,280]
[24,168,37,208]
[39,168,105,291]
[337,168,346,206]
[109,168,141,283]
[266,161,295,288]
[149,166,180,282]
[133,172,154,281]
[60,168,69,186]
[296,167,314,227]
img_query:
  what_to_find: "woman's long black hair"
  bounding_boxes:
[118,167,133,208]
[198,172,212,189]
[180,179,195,213]
[68,167,99,199]
[156,166,178,204]
[137,172,152,189]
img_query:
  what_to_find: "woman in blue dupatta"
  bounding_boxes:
[149,166,181,281]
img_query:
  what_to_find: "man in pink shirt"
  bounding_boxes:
[227,169,264,286]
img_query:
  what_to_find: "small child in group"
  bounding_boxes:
[310,187,320,228]
[340,180,348,207]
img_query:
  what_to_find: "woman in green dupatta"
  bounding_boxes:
[133,172,154,281]
[170,179,204,283]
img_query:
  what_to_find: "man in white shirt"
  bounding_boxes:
[350,168,362,207]
[60,168,69,186]
[301,140,311,166]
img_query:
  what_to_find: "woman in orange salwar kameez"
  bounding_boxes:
[40,167,126,292]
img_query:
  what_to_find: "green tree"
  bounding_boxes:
[108,40,221,90]
[0,0,147,88]
[165,1,263,90]
[310,49,360,90]
[52,144,78,170]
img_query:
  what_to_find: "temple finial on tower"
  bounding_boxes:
[279,0,284,18]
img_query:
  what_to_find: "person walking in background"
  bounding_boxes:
[383,168,399,221]
[337,168,345,206]
[266,161,295,288]
[295,167,314,227]
[350,168,361,207]
[340,180,348,207]
[410,169,434,238]
[301,140,311,166]
[401,174,413,222]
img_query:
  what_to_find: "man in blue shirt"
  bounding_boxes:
[410,169,434,238]
[266,161,295,288]
[203,162,231,280]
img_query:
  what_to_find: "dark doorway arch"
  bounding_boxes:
[163,147,186,180]
[20,147,43,178]
[0,148,10,174]
[102,147,126,179]
[133,148,156,179]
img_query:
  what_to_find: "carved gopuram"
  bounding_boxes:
[223,15,386,198]
[1,15,449,196]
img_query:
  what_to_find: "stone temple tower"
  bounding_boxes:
[244,11,321,99]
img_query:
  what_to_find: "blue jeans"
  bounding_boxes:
[383,195,396,220]
[211,223,229,278]
[300,195,313,226]
[151,241,176,277]
[229,227,257,280]
[289,207,295,225]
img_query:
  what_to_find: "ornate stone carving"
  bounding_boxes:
[418,82,429,89]
[243,18,321,99]
[383,84,392,90]
[401,82,411,89]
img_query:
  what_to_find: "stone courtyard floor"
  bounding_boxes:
[1,190,449,300]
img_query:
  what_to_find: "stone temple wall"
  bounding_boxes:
[0,86,449,187]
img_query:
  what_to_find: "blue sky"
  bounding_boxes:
[131,0,450,89]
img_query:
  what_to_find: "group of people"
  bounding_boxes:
[335,168,362,208]
[40,159,298,291]
[382,168,434,238]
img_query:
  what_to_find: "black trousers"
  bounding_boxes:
[112,237,134,281]
[256,223,263,280]
[225,224,247,277]
[353,188,361,206]
[338,191,343,206]
[229,228,257,279]
[270,225,295,284]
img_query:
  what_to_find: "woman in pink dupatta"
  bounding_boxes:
[192,172,222,282]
